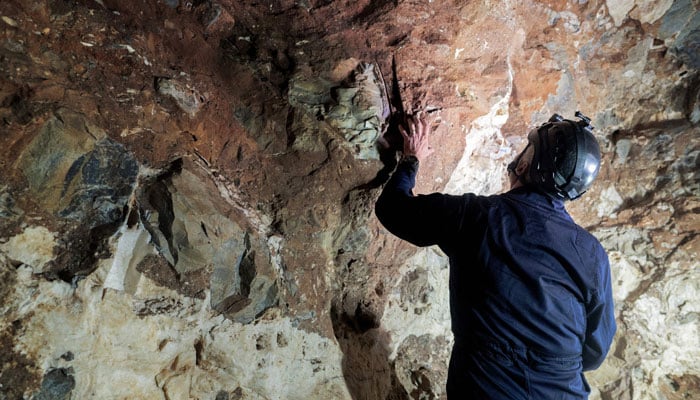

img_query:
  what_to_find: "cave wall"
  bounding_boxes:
[0,0,698,399]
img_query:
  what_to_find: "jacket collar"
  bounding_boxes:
[506,186,568,214]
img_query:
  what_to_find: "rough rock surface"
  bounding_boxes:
[0,0,698,399]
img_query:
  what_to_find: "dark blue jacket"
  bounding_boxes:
[375,158,616,399]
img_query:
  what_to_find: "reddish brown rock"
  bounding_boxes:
[0,0,698,398]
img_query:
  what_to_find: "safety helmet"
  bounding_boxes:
[527,111,601,200]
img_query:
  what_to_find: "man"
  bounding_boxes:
[375,112,616,399]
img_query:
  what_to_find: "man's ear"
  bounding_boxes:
[515,158,529,177]
[515,145,534,178]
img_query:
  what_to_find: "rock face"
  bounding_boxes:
[0,0,698,399]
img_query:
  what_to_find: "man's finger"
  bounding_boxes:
[399,125,409,139]
[408,116,416,135]
[419,114,429,131]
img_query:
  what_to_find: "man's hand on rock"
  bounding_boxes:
[399,111,434,162]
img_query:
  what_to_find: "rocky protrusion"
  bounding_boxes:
[13,109,138,282]
[288,61,390,160]
[14,108,138,226]
[32,368,75,400]
[155,77,206,117]
[137,159,279,322]
[325,62,390,160]
[57,139,138,227]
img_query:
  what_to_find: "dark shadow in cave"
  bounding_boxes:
[331,304,409,400]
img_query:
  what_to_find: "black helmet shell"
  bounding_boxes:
[527,113,601,200]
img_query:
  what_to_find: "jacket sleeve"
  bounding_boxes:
[375,157,467,248]
[582,249,617,371]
